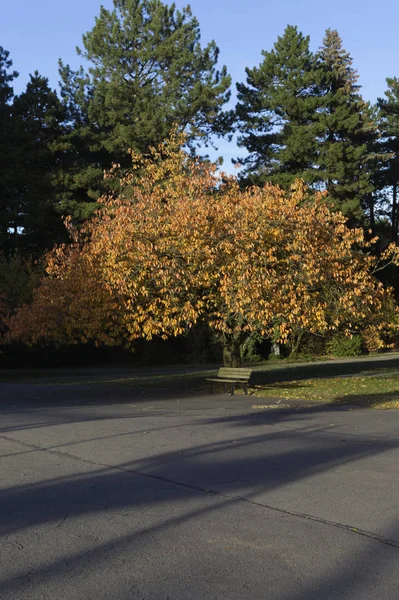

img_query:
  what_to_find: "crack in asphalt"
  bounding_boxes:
[56,513,69,528]
[2,432,399,551]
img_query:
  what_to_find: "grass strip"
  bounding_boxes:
[254,375,399,409]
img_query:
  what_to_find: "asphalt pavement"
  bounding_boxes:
[1,379,399,599]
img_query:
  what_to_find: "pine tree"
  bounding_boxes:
[56,0,232,218]
[0,47,18,256]
[235,25,319,187]
[11,72,67,256]
[377,77,399,241]
[315,29,377,223]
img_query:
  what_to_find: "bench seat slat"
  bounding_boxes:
[206,377,249,383]
[218,368,252,373]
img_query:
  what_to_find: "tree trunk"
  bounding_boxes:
[222,337,241,367]
[290,330,304,356]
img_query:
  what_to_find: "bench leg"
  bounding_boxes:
[243,383,248,395]
[230,383,235,396]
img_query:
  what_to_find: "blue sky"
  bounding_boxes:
[2,0,398,169]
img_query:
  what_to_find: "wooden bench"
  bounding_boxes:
[206,367,252,396]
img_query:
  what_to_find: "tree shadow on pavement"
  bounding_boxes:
[331,390,399,408]
[1,413,399,598]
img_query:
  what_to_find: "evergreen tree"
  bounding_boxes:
[315,29,377,223]
[360,102,389,235]
[56,0,232,218]
[0,47,18,256]
[377,77,399,241]
[236,27,378,226]
[235,25,319,187]
[11,72,67,256]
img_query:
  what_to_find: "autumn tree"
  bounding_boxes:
[9,135,399,365]
[56,0,232,219]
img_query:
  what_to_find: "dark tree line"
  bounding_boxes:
[1,4,399,264]
[0,0,232,259]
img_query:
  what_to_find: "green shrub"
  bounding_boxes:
[241,334,271,363]
[298,333,326,356]
[326,333,364,357]
[267,352,283,362]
